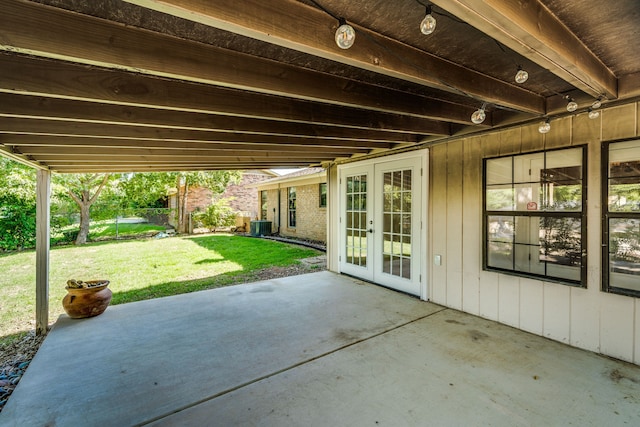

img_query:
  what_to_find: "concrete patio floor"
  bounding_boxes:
[1,271,639,426]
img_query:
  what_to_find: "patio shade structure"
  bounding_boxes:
[1,0,640,333]
[1,0,639,173]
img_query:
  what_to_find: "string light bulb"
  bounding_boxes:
[335,18,355,49]
[566,97,578,112]
[420,5,437,35]
[471,104,486,124]
[588,108,600,119]
[591,97,602,109]
[538,118,551,134]
[515,66,529,84]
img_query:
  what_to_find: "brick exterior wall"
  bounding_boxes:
[222,171,275,218]
[180,170,275,218]
[187,186,213,213]
[261,183,326,243]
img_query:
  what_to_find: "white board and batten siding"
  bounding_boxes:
[428,102,640,364]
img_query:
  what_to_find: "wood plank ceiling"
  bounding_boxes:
[0,0,639,172]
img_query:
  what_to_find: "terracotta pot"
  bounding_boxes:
[62,281,112,319]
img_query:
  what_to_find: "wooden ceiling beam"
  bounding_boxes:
[48,164,318,171]
[16,147,339,159]
[0,146,49,171]
[37,158,331,164]
[52,164,317,173]
[432,0,617,99]
[0,54,452,135]
[0,1,479,123]
[0,93,420,143]
[0,118,394,149]
[619,72,640,99]
[18,159,336,168]
[0,135,369,154]
[123,0,544,114]
[1,132,388,150]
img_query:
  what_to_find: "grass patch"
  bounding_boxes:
[86,221,166,239]
[54,220,166,243]
[0,234,320,341]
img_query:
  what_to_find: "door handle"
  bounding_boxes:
[367,228,374,233]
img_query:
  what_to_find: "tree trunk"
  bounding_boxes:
[179,184,190,234]
[174,176,182,233]
[175,176,188,234]
[67,174,110,245]
[75,193,91,245]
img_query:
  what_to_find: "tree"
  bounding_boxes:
[196,197,237,231]
[1,166,240,249]
[117,171,240,233]
[118,172,173,209]
[0,158,36,251]
[55,174,112,245]
[173,171,240,233]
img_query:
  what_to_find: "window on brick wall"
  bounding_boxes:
[288,187,297,227]
[603,139,640,296]
[319,183,327,208]
[260,190,268,220]
[483,146,587,286]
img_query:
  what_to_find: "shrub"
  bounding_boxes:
[0,195,36,251]
[197,198,237,231]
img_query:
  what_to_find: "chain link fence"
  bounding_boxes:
[53,205,177,244]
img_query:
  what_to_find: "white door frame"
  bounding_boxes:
[338,150,429,300]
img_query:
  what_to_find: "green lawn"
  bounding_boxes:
[85,221,166,239]
[0,234,320,343]
[54,220,166,243]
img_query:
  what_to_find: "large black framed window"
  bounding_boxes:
[483,146,587,286]
[288,187,296,227]
[603,139,640,296]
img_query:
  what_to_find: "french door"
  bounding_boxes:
[339,151,427,298]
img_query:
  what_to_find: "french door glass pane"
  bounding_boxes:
[345,175,368,267]
[381,169,411,279]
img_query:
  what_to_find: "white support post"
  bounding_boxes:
[326,164,339,272]
[36,169,51,336]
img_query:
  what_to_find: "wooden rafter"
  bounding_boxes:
[122,0,545,114]
[0,117,399,148]
[49,164,320,173]
[433,0,617,99]
[15,147,344,160]
[0,54,454,135]
[0,135,370,154]
[0,0,634,173]
[0,93,421,143]
[0,0,481,123]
